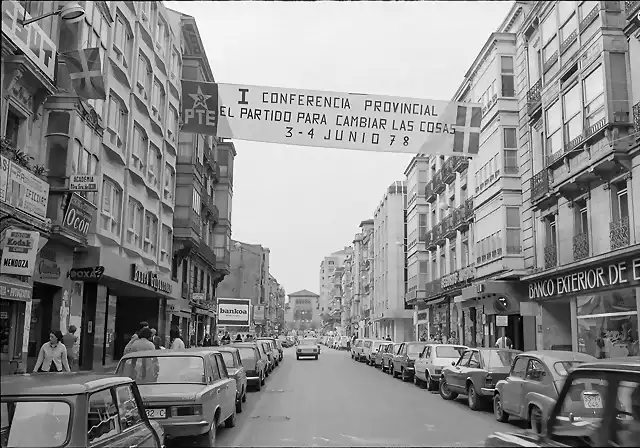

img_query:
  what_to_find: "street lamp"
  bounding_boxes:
[20,2,85,26]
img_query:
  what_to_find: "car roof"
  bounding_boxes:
[230,342,258,347]
[516,350,597,365]
[575,356,640,373]
[215,346,240,354]
[1,373,134,397]
[120,348,219,359]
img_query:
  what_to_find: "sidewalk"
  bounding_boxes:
[90,362,118,374]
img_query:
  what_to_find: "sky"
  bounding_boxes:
[165,0,513,296]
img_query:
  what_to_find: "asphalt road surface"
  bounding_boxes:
[210,346,528,447]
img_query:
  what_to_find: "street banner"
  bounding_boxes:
[217,298,251,326]
[181,81,482,157]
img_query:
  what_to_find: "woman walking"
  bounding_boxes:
[33,330,71,373]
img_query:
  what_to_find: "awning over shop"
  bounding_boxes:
[456,280,526,315]
[0,276,32,301]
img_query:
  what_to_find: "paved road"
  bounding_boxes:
[214,346,527,447]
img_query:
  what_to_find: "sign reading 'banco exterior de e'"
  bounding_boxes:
[216,298,251,327]
[181,81,482,157]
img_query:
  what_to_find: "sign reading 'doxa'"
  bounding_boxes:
[216,298,251,327]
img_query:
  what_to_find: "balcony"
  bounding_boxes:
[464,198,474,222]
[433,222,446,245]
[627,1,640,20]
[201,191,219,222]
[442,214,456,238]
[425,230,437,250]
[633,102,639,136]
[610,217,630,250]
[544,244,557,269]
[452,204,469,232]
[425,181,436,202]
[531,169,552,204]
[526,79,542,117]
[422,229,433,247]
[573,233,590,261]
[451,156,469,174]
[214,247,231,273]
[424,279,442,298]
[433,171,445,194]
[442,159,455,184]
[197,239,217,268]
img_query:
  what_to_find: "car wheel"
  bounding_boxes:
[493,394,509,422]
[314,355,318,360]
[467,383,481,411]
[426,374,436,392]
[529,405,543,434]
[296,355,300,360]
[225,409,237,428]
[392,366,399,378]
[260,372,265,386]
[200,417,217,447]
[439,378,458,400]
[401,368,409,382]
[236,396,243,413]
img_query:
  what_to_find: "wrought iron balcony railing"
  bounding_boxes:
[573,232,590,261]
[633,102,640,135]
[544,244,557,269]
[526,79,542,116]
[531,169,551,202]
[610,217,630,250]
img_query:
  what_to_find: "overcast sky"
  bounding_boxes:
[165,0,513,296]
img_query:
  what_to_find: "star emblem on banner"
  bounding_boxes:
[189,86,211,109]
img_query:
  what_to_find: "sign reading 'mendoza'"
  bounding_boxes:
[181,81,482,157]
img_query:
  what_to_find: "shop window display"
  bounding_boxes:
[576,288,639,358]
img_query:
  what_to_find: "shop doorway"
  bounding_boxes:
[114,297,159,359]
[499,314,524,351]
[27,283,60,361]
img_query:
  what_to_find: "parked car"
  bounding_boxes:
[382,343,402,373]
[215,346,249,414]
[392,341,429,381]
[0,373,165,448]
[492,350,597,433]
[351,339,364,360]
[365,340,389,365]
[358,339,374,362]
[439,348,521,411]
[116,348,237,446]
[414,343,467,390]
[339,336,350,350]
[374,342,393,368]
[258,340,277,372]
[297,338,320,360]
[230,342,267,391]
[258,338,283,362]
[485,356,640,447]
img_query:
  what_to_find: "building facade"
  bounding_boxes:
[353,220,374,338]
[518,0,640,358]
[265,274,286,335]
[318,248,350,317]
[287,289,321,332]
[372,181,413,342]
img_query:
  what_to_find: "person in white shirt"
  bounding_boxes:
[495,335,513,349]
[170,329,186,350]
[33,330,71,373]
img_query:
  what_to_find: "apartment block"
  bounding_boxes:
[351,220,374,338]
[518,0,640,357]
[318,248,350,317]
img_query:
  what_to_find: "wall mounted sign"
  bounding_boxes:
[62,193,94,238]
[0,155,50,221]
[493,296,511,313]
[0,229,40,276]
[441,265,475,289]
[69,174,98,192]
[38,259,61,280]
[495,315,508,327]
[68,266,104,282]
[131,264,173,294]
[216,298,250,326]
[0,278,32,301]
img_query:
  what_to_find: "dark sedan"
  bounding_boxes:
[215,346,249,413]
[392,342,429,381]
[230,342,267,391]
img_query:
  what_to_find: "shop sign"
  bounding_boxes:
[1,0,57,82]
[131,264,172,294]
[62,193,94,238]
[0,156,50,221]
[528,257,640,300]
[68,266,104,282]
[69,174,99,192]
[0,229,40,276]
[0,279,32,301]
[37,259,61,280]
[441,265,475,289]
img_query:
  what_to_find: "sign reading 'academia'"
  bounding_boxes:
[181,81,482,157]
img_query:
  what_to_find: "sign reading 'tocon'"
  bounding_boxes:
[217,298,251,326]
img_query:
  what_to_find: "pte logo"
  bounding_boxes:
[184,85,217,126]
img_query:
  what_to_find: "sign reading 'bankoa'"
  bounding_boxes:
[217,298,251,327]
[181,81,482,157]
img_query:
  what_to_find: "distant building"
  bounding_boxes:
[287,289,321,331]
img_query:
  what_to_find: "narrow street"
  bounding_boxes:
[215,347,527,447]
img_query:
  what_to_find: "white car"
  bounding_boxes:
[351,339,364,360]
[364,340,388,365]
[339,336,349,350]
[296,338,320,360]
[414,343,467,390]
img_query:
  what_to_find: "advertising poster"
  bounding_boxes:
[4,161,49,220]
[217,298,251,327]
[0,229,40,276]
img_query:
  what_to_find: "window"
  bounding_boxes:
[500,56,515,97]
[107,95,127,151]
[136,53,150,97]
[131,125,148,171]
[170,48,180,79]
[139,1,150,20]
[81,1,108,115]
[192,189,201,215]
[167,105,178,139]
[87,388,121,444]
[101,178,122,236]
[161,225,172,264]
[563,83,583,145]
[545,214,557,246]
[612,181,629,222]
[506,207,521,254]
[114,385,142,430]
[575,201,589,235]
[4,109,22,148]
[152,80,166,122]
[545,101,562,156]
[113,15,133,69]
[147,144,161,188]
[163,163,175,202]
[156,17,166,51]
[541,9,558,61]
[126,198,143,248]
[503,128,518,174]
[3,400,71,448]
[450,246,456,272]
[72,128,99,204]
[583,66,605,130]
[144,212,158,255]
[418,213,427,241]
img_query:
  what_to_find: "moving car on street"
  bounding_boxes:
[116,348,237,446]
[231,342,267,391]
[414,343,467,391]
[1,373,165,448]
[216,346,249,414]
[485,357,640,447]
[439,348,520,411]
[374,342,393,368]
[492,350,597,433]
[392,341,429,381]
[382,343,402,373]
[297,337,320,360]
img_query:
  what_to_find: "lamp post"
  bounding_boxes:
[20,2,85,26]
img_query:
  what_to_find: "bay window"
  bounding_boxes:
[132,125,148,171]
[164,163,175,202]
[161,225,172,264]
[81,0,108,116]
[72,125,99,204]
[101,178,122,236]
[503,128,518,174]
[505,206,521,254]
[127,198,144,248]
[192,189,201,215]
[545,101,562,157]
[113,15,132,69]
[583,65,605,130]
[107,95,127,151]
[143,212,158,256]
[147,144,161,188]
[500,56,515,97]
[137,53,150,96]
[541,10,559,72]
[562,83,583,145]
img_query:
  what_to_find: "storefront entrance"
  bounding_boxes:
[27,283,61,370]
[114,296,160,359]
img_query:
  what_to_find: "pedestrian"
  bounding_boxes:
[235,333,242,342]
[202,333,212,347]
[126,328,156,353]
[170,330,186,350]
[150,328,163,349]
[62,325,78,371]
[495,335,513,349]
[222,331,231,344]
[33,330,71,373]
[386,336,392,341]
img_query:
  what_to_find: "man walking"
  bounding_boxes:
[150,328,163,349]
[62,325,78,371]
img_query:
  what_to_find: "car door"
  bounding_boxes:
[215,353,235,419]
[464,350,484,392]
[113,383,161,448]
[523,358,556,419]
[394,343,406,371]
[449,350,472,391]
[206,354,225,423]
[415,346,428,379]
[234,351,246,393]
[501,355,529,415]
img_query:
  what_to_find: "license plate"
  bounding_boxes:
[582,392,603,409]
[146,408,167,419]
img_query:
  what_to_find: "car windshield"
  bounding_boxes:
[482,350,518,368]
[407,344,427,354]
[237,347,256,361]
[554,361,585,376]
[2,401,70,448]
[117,356,205,384]
[355,341,362,347]
[221,351,237,368]
[301,338,318,346]
[436,346,465,358]
[372,342,384,350]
